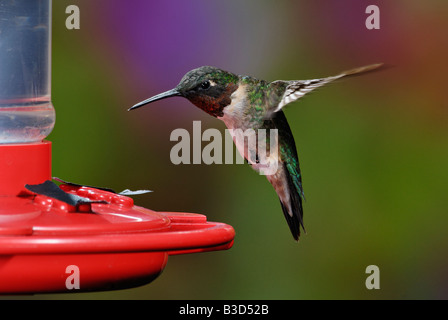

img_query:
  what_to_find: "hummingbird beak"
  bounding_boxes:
[128,88,181,111]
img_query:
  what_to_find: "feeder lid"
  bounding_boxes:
[0,184,234,254]
[0,184,234,293]
[0,194,170,237]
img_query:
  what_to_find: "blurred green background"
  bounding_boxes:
[37,0,448,299]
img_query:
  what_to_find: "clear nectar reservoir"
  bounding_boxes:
[0,0,55,144]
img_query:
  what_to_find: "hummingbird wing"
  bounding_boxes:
[270,63,383,114]
[264,111,306,241]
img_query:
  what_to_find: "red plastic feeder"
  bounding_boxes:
[0,142,235,294]
[0,1,234,294]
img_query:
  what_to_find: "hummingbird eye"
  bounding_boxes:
[200,80,211,90]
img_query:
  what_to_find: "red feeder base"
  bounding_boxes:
[0,141,234,294]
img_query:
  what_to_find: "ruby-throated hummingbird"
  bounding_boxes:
[129,63,382,241]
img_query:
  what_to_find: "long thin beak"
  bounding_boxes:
[128,88,181,111]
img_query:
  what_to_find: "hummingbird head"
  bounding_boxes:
[129,66,239,117]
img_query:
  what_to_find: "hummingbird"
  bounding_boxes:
[129,63,382,241]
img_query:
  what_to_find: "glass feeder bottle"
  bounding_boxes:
[0,0,55,144]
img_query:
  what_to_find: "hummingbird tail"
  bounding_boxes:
[279,198,303,242]
[278,164,306,242]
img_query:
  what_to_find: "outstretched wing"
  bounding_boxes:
[271,63,383,113]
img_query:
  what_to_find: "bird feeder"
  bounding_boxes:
[0,0,234,294]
